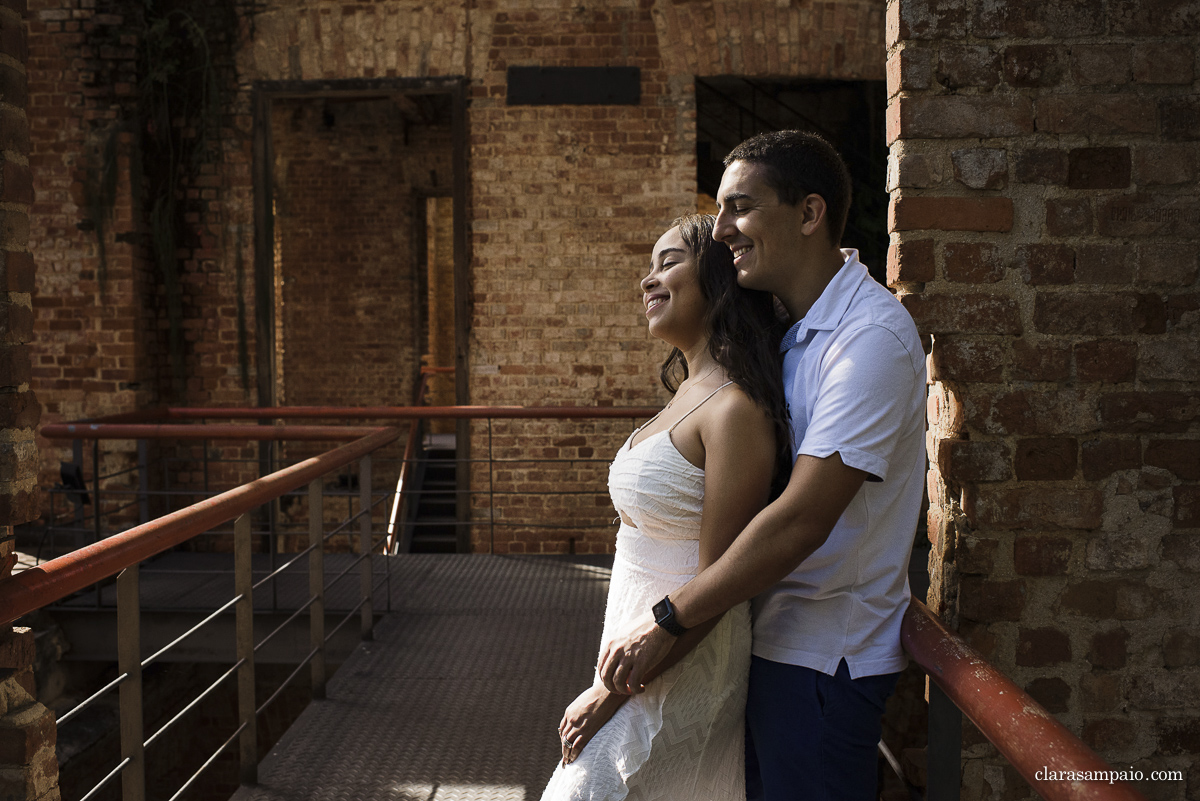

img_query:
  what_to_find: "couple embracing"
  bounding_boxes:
[541,130,927,801]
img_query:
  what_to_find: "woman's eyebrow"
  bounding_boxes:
[655,247,687,261]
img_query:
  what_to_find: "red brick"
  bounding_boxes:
[0,209,28,249]
[959,577,1026,622]
[0,106,27,153]
[1067,147,1131,190]
[887,239,935,285]
[1145,439,1200,480]
[1014,437,1077,480]
[939,439,1012,483]
[1016,626,1072,667]
[1157,718,1200,756]
[1163,629,1200,668]
[1003,45,1065,87]
[975,486,1102,530]
[0,63,25,112]
[0,345,30,388]
[0,485,36,524]
[1025,677,1071,714]
[1075,340,1137,383]
[929,335,1004,382]
[1014,534,1073,576]
[886,46,933,96]
[0,703,54,763]
[890,196,1013,232]
[0,159,33,205]
[1083,718,1139,752]
[951,148,1006,190]
[1100,392,1199,434]
[1162,96,1200,140]
[890,95,1034,142]
[1167,293,1200,329]
[942,243,1001,284]
[1088,628,1130,669]
[1059,579,1159,619]
[1045,198,1093,237]
[0,251,34,293]
[936,45,1000,89]
[1163,533,1200,571]
[1176,485,1199,527]
[1034,292,1163,336]
[0,388,38,429]
[901,293,1022,335]
[970,389,1096,435]
[1076,244,1135,285]
[975,0,1105,36]
[1014,148,1067,185]
[1132,42,1195,84]
[1097,194,1200,238]
[1010,340,1072,382]
[1037,95,1158,135]
[1070,44,1132,85]
[957,536,999,575]
[1016,243,1074,285]
[0,9,26,62]
[0,627,33,670]
[1109,0,1200,36]
[1140,336,1200,382]
[892,0,969,40]
[1133,143,1200,187]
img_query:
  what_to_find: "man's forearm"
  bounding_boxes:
[670,498,828,630]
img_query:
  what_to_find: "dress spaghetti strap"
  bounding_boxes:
[668,381,734,432]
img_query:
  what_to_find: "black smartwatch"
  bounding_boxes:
[652,595,687,637]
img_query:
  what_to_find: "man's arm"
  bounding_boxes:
[598,450,866,694]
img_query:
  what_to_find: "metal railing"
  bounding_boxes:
[8,402,1148,801]
[902,597,1147,801]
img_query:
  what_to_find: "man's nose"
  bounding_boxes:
[712,210,733,242]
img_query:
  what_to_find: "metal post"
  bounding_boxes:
[308,479,326,698]
[92,439,102,545]
[488,418,494,555]
[235,514,258,785]
[117,564,145,801]
[72,439,84,545]
[927,678,962,801]
[359,455,373,640]
[137,439,149,525]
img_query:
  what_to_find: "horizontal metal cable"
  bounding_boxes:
[144,659,244,749]
[142,595,244,669]
[251,542,319,590]
[254,596,317,654]
[78,757,131,801]
[166,721,247,801]
[324,597,368,644]
[57,672,128,727]
[256,646,319,717]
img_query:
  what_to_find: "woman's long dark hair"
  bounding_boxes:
[659,214,793,495]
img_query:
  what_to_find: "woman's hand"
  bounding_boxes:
[558,683,627,766]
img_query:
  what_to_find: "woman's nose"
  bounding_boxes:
[640,270,658,292]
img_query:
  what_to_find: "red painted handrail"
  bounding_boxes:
[0,426,401,626]
[902,597,1146,801]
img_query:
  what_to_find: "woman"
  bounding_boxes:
[541,214,790,800]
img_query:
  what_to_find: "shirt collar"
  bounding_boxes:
[779,249,869,353]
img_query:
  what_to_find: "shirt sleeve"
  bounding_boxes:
[797,323,922,482]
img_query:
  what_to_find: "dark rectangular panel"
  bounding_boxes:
[506,66,640,105]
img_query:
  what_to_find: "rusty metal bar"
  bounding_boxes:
[0,426,400,626]
[63,405,660,422]
[902,597,1146,801]
[41,423,386,441]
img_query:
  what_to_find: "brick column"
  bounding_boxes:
[1,0,39,554]
[0,629,58,801]
[887,0,1199,798]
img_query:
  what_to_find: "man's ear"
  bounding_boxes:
[797,193,828,238]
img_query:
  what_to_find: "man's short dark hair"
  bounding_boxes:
[724,130,852,248]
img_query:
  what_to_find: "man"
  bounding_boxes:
[598,130,927,800]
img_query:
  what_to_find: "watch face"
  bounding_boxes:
[652,599,669,621]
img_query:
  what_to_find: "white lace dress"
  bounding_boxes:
[540,420,751,801]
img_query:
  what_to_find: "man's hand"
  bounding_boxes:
[597,612,675,695]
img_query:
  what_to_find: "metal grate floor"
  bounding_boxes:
[230,554,611,801]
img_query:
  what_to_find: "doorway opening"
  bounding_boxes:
[695,77,889,284]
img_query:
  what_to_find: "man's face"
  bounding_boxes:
[712,160,810,294]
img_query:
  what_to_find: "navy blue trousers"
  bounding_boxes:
[745,656,899,801]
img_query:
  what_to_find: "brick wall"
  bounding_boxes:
[887,0,1199,796]
[1,0,37,573]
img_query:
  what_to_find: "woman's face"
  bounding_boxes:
[641,226,708,349]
